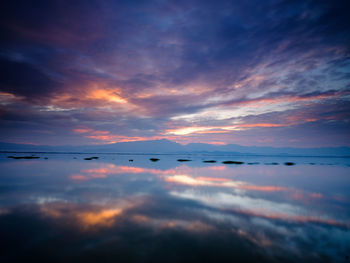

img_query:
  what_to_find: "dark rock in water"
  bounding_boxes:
[265,162,279,165]
[44,157,48,160]
[177,159,191,162]
[73,157,77,159]
[284,162,295,166]
[150,158,160,162]
[7,156,40,159]
[84,156,99,160]
[129,159,133,162]
[247,162,259,165]
[222,161,244,164]
[203,160,216,163]
[309,162,315,165]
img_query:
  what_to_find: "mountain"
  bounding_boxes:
[1,139,350,157]
[0,139,183,153]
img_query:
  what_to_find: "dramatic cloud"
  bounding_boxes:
[0,0,349,146]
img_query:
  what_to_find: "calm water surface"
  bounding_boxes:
[0,153,349,262]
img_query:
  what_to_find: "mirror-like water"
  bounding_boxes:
[0,153,349,262]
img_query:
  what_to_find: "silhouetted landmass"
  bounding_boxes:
[247,162,259,165]
[222,161,244,164]
[177,159,191,162]
[150,158,160,162]
[1,140,350,156]
[284,162,295,166]
[265,162,279,165]
[203,160,216,163]
[84,157,99,160]
[7,156,40,159]
[129,159,133,162]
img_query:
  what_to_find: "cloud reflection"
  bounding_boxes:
[1,193,349,263]
[0,156,349,262]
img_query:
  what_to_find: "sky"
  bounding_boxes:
[0,0,349,147]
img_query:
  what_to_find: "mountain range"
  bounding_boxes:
[1,139,350,157]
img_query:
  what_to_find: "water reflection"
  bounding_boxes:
[0,154,349,262]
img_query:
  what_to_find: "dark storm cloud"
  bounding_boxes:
[0,57,60,100]
[0,0,109,47]
[2,0,349,83]
[152,0,350,86]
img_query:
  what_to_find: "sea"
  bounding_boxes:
[0,152,349,262]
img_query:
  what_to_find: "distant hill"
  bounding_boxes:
[1,139,350,157]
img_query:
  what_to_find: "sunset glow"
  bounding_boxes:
[1,2,350,262]
[0,0,349,147]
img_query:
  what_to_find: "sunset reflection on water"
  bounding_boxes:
[0,154,349,262]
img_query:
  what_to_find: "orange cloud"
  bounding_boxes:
[0,91,19,99]
[47,81,137,111]
[164,175,235,186]
[73,128,93,134]
[39,202,133,230]
[237,123,287,128]
[165,114,323,136]
[88,88,127,104]
[165,123,287,136]
[73,126,168,143]
[196,177,231,182]
[240,185,288,192]
[84,134,118,142]
[70,164,291,194]
[164,174,291,191]
[76,209,122,228]
[206,141,227,145]
[164,174,327,199]
[165,126,233,135]
[70,164,178,181]
[208,166,226,171]
[70,164,231,183]
[74,125,229,144]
